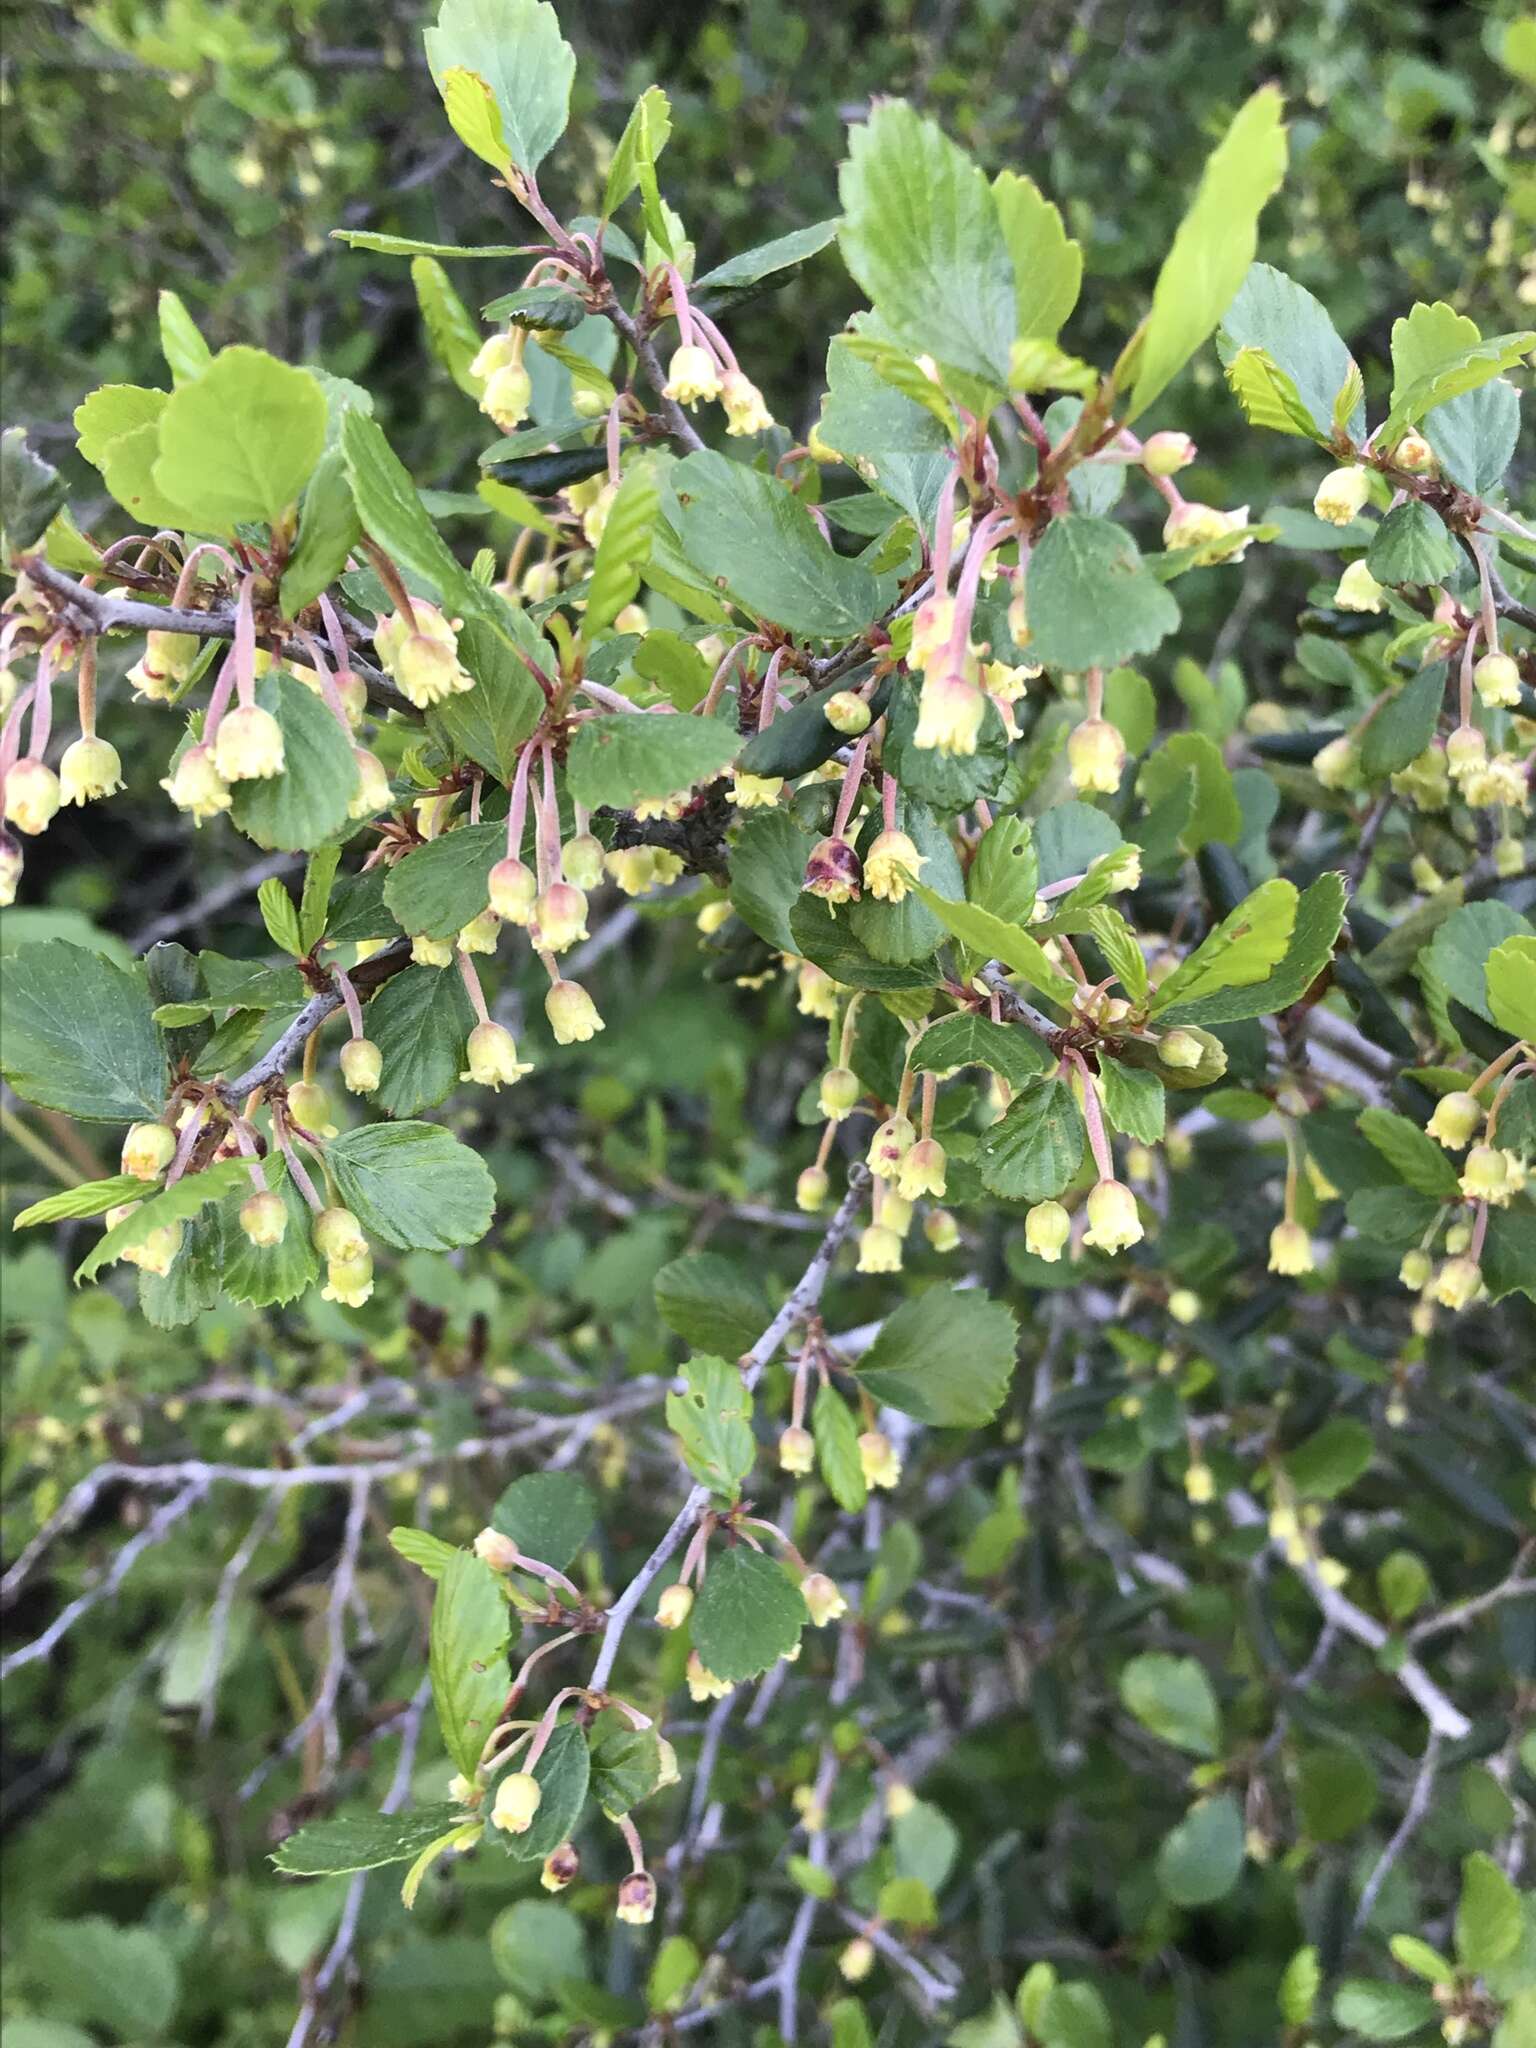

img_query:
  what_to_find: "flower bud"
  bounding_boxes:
[541,1843,580,1893]
[1393,746,1451,814]
[797,964,841,1021]
[696,898,731,937]
[1024,1200,1071,1263]
[654,1738,680,1789]
[457,910,500,955]
[801,1572,847,1626]
[447,1772,480,1807]
[1473,652,1522,709]
[470,331,519,382]
[1068,717,1127,794]
[616,1869,658,1925]
[340,1037,383,1095]
[796,1165,830,1213]
[1445,1222,1473,1257]
[1427,1090,1482,1150]
[322,1253,374,1305]
[213,704,286,782]
[490,1770,543,1835]
[778,1425,815,1475]
[1446,724,1487,781]
[546,979,604,1044]
[0,836,22,907]
[1167,1287,1202,1324]
[656,1583,694,1630]
[463,1019,531,1090]
[864,829,926,903]
[1312,466,1371,526]
[1141,431,1196,477]
[924,1206,960,1253]
[59,736,124,805]
[686,1651,734,1702]
[895,1136,946,1201]
[803,834,862,905]
[1312,735,1360,790]
[1431,1255,1481,1311]
[121,1121,177,1181]
[160,743,231,823]
[818,1065,860,1121]
[839,1936,875,1983]
[857,1223,903,1273]
[488,857,538,924]
[1158,1030,1204,1071]
[482,362,534,433]
[398,633,470,708]
[1334,560,1386,613]
[1083,1178,1143,1255]
[1398,1249,1432,1291]
[4,758,61,836]
[411,932,454,968]
[239,1189,288,1247]
[561,833,605,890]
[721,369,773,436]
[287,1079,337,1137]
[1493,833,1526,880]
[1393,431,1435,474]
[313,1205,367,1264]
[914,671,986,757]
[473,1528,521,1571]
[532,881,589,954]
[122,1219,184,1277]
[858,1429,901,1490]
[348,747,392,819]
[131,628,200,699]
[1267,1220,1314,1275]
[824,689,872,736]
[662,343,721,407]
[1459,1143,1509,1203]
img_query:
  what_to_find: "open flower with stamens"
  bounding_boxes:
[1082,1178,1143,1254]
[863,829,925,902]
[662,344,721,407]
[914,670,986,756]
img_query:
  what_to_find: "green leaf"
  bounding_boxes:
[424,0,575,174]
[300,846,341,955]
[0,427,67,551]
[23,1920,179,2040]
[1382,320,1536,445]
[565,710,738,809]
[74,1158,255,1284]
[1137,731,1242,857]
[490,1473,596,1570]
[281,441,362,620]
[156,288,212,384]
[1360,666,1447,779]
[604,85,671,220]
[383,821,501,940]
[341,409,484,623]
[1156,871,1347,1028]
[429,617,546,781]
[74,383,166,467]
[389,1528,461,1580]
[694,219,841,294]
[153,347,326,534]
[837,100,1016,387]
[1150,879,1298,1013]
[908,883,1078,1006]
[1125,88,1287,422]
[1038,1983,1112,2048]
[1119,1652,1221,1757]
[1155,1793,1244,1907]
[588,1707,663,1819]
[670,450,889,638]
[882,675,1011,812]
[13,1173,151,1230]
[788,896,940,994]
[977,1076,1086,1204]
[327,1121,496,1251]
[1426,903,1534,1026]
[1026,514,1181,671]
[216,1171,318,1307]
[585,461,660,633]
[1222,344,1322,438]
[1357,1109,1462,1198]
[1345,1184,1442,1248]
[365,964,474,1117]
[738,671,895,781]
[331,230,533,260]
[230,672,360,852]
[1284,1416,1374,1500]
[819,334,952,535]
[1084,907,1150,1004]
[429,1550,510,1777]
[848,799,964,965]
[413,257,484,395]
[968,814,1038,926]
[1422,377,1521,494]
[1457,1851,1524,1971]
[911,1011,1054,1087]
[1378,1554,1433,1624]
[993,171,1081,342]
[1296,1743,1379,1842]
[0,941,167,1122]
[648,1935,701,2015]
[654,1253,772,1355]
[729,810,815,953]
[1390,299,1479,403]
[272,1805,465,1875]
[1217,263,1363,441]
[499,1721,590,1863]
[437,66,514,172]
[1279,1947,1322,2027]
[666,1353,756,1499]
[812,1383,868,1512]
[1098,1059,1165,1144]
[1486,936,1536,1042]
[258,876,304,957]
[1367,501,1459,587]
[691,1543,807,1682]
[853,1285,1019,1427]
[1332,1981,1439,2041]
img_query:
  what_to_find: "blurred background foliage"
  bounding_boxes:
[2,4,1535,2045]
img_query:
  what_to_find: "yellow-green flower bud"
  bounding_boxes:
[121,1121,177,1181]
[796,1165,830,1213]
[1083,1178,1143,1254]
[312,1205,367,1263]
[1267,1220,1314,1275]
[1142,431,1196,477]
[1024,1200,1071,1263]
[656,1583,694,1630]
[823,689,872,736]
[801,1572,848,1626]
[340,1038,383,1094]
[1427,1091,1482,1150]
[1473,652,1521,709]
[239,1189,288,1247]
[490,1771,542,1835]
[213,704,286,782]
[545,979,603,1044]
[4,757,62,835]
[1312,466,1370,526]
[59,736,124,805]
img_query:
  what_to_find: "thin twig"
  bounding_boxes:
[1351,1734,1443,1937]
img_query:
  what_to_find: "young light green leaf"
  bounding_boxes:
[424,0,575,174]
[992,171,1081,342]
[1154,871,1347,1027]
[13,1173,152,1230]
[665,1354,756,1499]
[853,1285,1020,1427]
[429,616,546,781]
[413,257,485,394]
[1155,1793,1244,1906]
[585,461,660,633]
[388,1527,462,1580]
[1124,87,1287,422]
[327,1121,496,1251]
[1486,935,1536,1042]
[1120,1652,1221,1756]
[1331,1980,1438,2040]
[299,846,342,956]
[341,409,486,622]
[429,1549,510,1778]
[153,347,327,534]
[1223,344,1323,438]
[157,289,212,385]
[1149,879,1298,1013]
[604,85,672,220]
[690,1544,807,1682]
[908,882,1078,1006]
[1217,263,1363,441]
[74,1158,255,1285]
[812,1383,868,1513]
[1456,1851,1523,1972]
[257,876,304,957]
[1098,1058,1165,1143]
